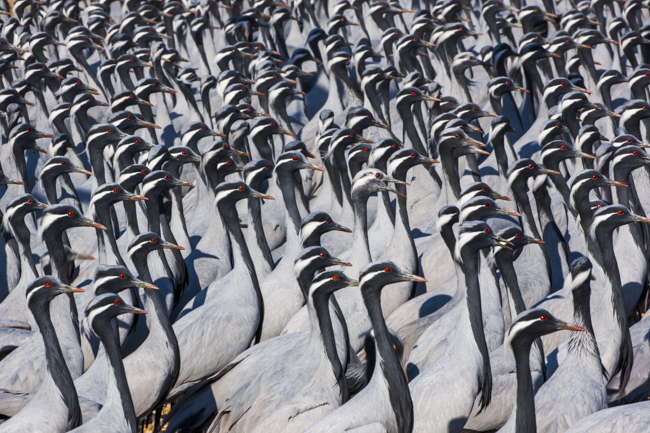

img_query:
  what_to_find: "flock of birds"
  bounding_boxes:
[0,0,649,431]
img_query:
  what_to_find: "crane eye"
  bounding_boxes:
[238,186,244,191]
[201,126,205,130]
[119,273,126,279]
[392,143,396,147]
[141,169,147,174]
[592,174,598,179]
[226,160,232,165]
[164,175,169,180]
[534,8,538,11]
[413,37,417,41]
[484,228,489,233]
[395,31,398,34]
[618,210,624,215]
[454,134,460,138]
[326,218,331,223]
[384,267,391,272]
[566,40,570,44]
[27,199,32,204]
[375,173,381,178]
[181,151,187,155]
[515,233,521,237]
[46,281,51,287]
[113,188,119,193]
[107,129,113,133]
[68,211,74,216]
[561,82,566,87]
[556,123,561,128]
[485,202,490,207]
[341,18,345,21]
[367,114,372,118]
[528,163,534,168]
[644,106,648,110]
[270,122,275,126]
[273,75,277,78]
[364,148,368,152]
[482,187,487,191]
[448,99,453,103]
[332,274,340,280]
[61,161,66,166]
[27,127,32,132]
[265,164,270,169]
[540,315,547,321]
[472,107,476,111]
[505,81,510,85]
[633,150,638,155]
[151,238,157,243]
[628,138,633,142]
[127,115,133,119]
[411,92,416,96]
[320,252,326,258]
[560,145,566,150]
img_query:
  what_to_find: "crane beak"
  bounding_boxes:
[539,168,560,175]
[127,194,148,201]
[499,209,521,217]
[211,131,227,138]
[492,192,511,201]
[423,95,441,102]
[37,132,55,139]
[347,279,360,287]
[468,147,490,155]
[125,306,148,314]
[605,180,627,187]
[424,157,440,164]
[62,286,85,293]
[632,215,650,223]
[464,137,485,147]
[574,151,595,159]
[5,178,24,185]
[20,98,35,106]
[34,145,49,154]
[333,223,352,233]
[333,258,353,267]
[161,240,185,250]
[380,184,406,198]
[175,180,194,187]
[402,273,427,283]
[134,279,158,290]
[73,168,93,176]
[86,220,107,230]
[279,129,296,137]
[518,87,530,93]
[252,191,275,200]
[306,163,325,172]
[607,112,621,118]
[139,100,155,107]
[162,86,178,94]
[374,122,389,130]
[493,236,514,249]
[527,238,545,245]
[556,321,585,332]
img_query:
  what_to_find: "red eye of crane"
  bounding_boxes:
[534,8,538,11]
[181,151,187,155]
[349,132,355,137]
[375,173,381,178]
[628,138,633,142]
[273,75,277,78]
[410,153,415,158]
[27,127,32,132]
[265,164,270,169]
[592,174,598,179]
[485,202,490,207]
[341,18,345,21]
[528,163,534,168]
[129,58,134,62]
[141,169,147,174]
[411,92,416,96]
[150,30,153,33]
[506,81,510,85]
[482,187,487,191]
[363,148,368,152]
[68,107,71,110]
[496,2,499,5]
[540,315,547,321]
[333,274,340,280]
[119,273,126,279]
[84,39,88,43]
[325,218,331,223]
[618,210,624,215]
[238,186,244,191]
[233,49,236,52]
[320,252,326,258]
[472,107,477,111]
[561,82,567,87]
[270,122,275,126]
[164,175,169,180]
[384,267,391,272]
[292,156,298,161]
[152,82,156,85]
[392,143,396,147]
[68,211,74,216]
[367,114,372,118]
[454,134,460,138]
[27,199,32,204]
[484,228,489,233]
[151,238,157,243]
[46,281,51,287]
[127,115,133,119]
[201,126,205,130]
[460,27,464,30]
[644,106,648,110]
[241,88,246,92]
[107,129,112,133]
[560,145,566,150]
[469,56,474,60]
[61,161,66,166]
[413,37,417,41]
[41,67,46,71]
[515,232,521,237]
[113,188,119,193]
[0,42,4,45]
[633,150,638,155]
[556,123,561,128]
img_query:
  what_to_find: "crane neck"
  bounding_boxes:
[510,336,537,433]
[361,282,414,432]
[32,298,82,430]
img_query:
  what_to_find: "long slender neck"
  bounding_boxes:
[351,189,372,272]
[277,171,302,234]
[43,176,60,204]
[567,281,598,356]
[439,143,462,202]
[512,185,542,239]
[389,177,415,254]
[11,216,38,277]
[511,337,536,433]
[96,319,138,433]
[571,187,594,235]
[89,145,108,185]
[247,196,274,269]
[491,138,510,179]
[93,204,125,266]
[362,285,413,431]
[33,300,81,430]
[495,251,526,315]
[145,193,163,235]
[458,246,491,409]
[311,290,349,402]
